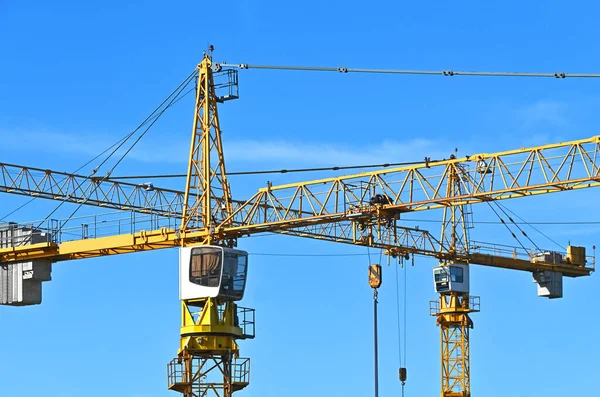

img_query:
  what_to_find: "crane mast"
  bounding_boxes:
[0,56,598,397]
[433,163,477,397]
[167,53,251,397]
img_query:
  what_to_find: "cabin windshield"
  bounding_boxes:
[434,268,448,282]
[220,251,248,299]
[189,247,222,287]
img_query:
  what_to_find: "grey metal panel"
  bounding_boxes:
[21,279,42,305]
[0,223,53,306]
[0,264,7,305]
[533,270,563,299]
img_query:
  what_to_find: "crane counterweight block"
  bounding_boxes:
[0,223,53,306]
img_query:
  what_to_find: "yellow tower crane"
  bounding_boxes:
[1,51,598,397]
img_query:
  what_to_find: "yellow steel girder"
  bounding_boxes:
[0,134,598,279]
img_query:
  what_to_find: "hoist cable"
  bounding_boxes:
[403,262,407,367]
[107,149,580,179]
[401,218,600,225]
[0,134,133,222]
[38,71,196,230]
[106,159,431,180]
[56,76,194,226]
[497,202,565,250]
[395,261,403,367]
[492,202,542,251]
[483,201,529,253]
[93,69,197,172]
[395,259,408,396]
[221,62,600,79]
[458,168,534,253]
[373,287,379,397]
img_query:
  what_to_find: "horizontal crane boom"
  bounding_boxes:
[221,135,600,236]
[0,162,184,217]
[0,136,596,278]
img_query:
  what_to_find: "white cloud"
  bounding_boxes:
[1,129,451,168]
[224,137,442,166]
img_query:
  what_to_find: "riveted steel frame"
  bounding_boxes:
[0,162,184,217]
[1,135,597,279]
[440,163,470,256]
[181,56,233,234]
[168,353,249,397]
[223,135,600,233]
[432,293,478,397]
[440,322,471,397]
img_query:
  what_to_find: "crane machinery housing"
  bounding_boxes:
[0,49,598,397]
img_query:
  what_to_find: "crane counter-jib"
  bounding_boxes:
[0,222,592,278]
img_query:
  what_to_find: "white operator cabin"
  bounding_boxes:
[179,246,248,301]
[433,263,470,294]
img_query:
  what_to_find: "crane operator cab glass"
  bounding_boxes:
[179,246,248,301]
[433,263,469,294]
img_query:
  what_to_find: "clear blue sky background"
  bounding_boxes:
[1,1,600,396]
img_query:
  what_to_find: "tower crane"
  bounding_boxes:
[1,50,598,397]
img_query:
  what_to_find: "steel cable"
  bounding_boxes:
[221,62,600,79]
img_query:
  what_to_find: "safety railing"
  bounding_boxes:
[216,305,255,339]
[237,307,255,339]
[470,240,596,271]
[167,359,188,390]
[167,357,250,390]
[232,358,250,385]
[2,205,180,246]
[429,295,480,316]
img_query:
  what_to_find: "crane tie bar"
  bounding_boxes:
[221,63,599,79]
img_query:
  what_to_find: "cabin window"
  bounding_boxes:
[219,251,248,299]
[434,268,448,282]
[450,266,463,283]
[189,247,222,287]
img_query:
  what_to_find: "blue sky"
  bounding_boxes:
[1,1,600,396]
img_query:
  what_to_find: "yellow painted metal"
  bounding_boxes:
[440,162,471,256]
[0,134,598,278]
[255,134,600,193]
[224,134,600,235]
[181,55,233,236]
[0,135,599,267]
[4,134,600,229]
[0,162,185,217]
[369,264,382,288]
[567,246,586,266]
[0,226,590,277]
[431,292,479,397]
[172,297,249,397]
[467,252,590,276]
[436,162,474,396]
[0,227,212,262]
[179,298,241,354]
[168,353,249,397]
[173,52,245,397]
